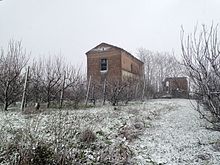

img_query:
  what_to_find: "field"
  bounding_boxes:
[0,99,220,165]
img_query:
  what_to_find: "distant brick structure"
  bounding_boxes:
[162,77,188,98]
[86,43,144,83]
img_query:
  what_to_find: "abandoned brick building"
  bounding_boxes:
[86,43,144,83]
[162,77,188,98]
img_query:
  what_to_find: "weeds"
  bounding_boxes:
[79,128,96,143]
[0,102,149,164]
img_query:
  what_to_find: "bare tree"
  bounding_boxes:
[59,65,83,108]
[122,77,141,104]
[138,48,184,97]
[106,79,129,106]
[28,58,45,106]
[0,41,28,110]
[43,56,63,108]
[65,73,86,109]
[27,57,85,109]
[181,24,220,125]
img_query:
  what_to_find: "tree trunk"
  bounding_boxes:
[59,73,66,108]
[3,81,9,111]
[3,103,8,111]
[46,84,51,108]
[47,101,50,109]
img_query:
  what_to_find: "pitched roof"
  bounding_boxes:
[86,42,144,64]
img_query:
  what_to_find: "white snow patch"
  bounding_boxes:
[0,99,220,164]
[132,99,220,165]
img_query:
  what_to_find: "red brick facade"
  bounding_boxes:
[86,43,144,83]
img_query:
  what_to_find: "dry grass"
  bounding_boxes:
[79,128,96,143]
[0,102,152,165]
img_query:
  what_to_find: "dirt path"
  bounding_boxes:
[133,99,220,165]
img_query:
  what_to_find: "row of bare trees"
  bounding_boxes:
[0,40,145,110]
[27,56,85,109]
[0,40,186,110]
[181,24,220,125]
[87,77,144,106]
[137,49,184,97]
[0,40,85,111]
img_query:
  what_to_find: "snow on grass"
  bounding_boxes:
[0,99,220,164]
[132,99,220,165]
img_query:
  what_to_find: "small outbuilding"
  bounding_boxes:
[162,77,188,98]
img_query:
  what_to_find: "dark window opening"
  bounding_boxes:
[100,59,108,71]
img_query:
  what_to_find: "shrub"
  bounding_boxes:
[79,128,96,144]
[99,142,133,164]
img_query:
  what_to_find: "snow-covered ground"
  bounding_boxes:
[132,99,220,165]
[0,99,220,164]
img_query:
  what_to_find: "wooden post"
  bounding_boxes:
[102,79,106,105]
[141,75,146,101]
[85,76,91,106]
[91,86,95,105]
[135,83,139,100]
[21,66,30,111]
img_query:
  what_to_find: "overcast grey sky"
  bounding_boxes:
[0,0,220,67]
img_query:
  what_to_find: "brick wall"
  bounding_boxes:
[163,77,188,98]
[86,43,144,84]
[121,51,144,78]
[87,47,122,83]
[169,78,188,91]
